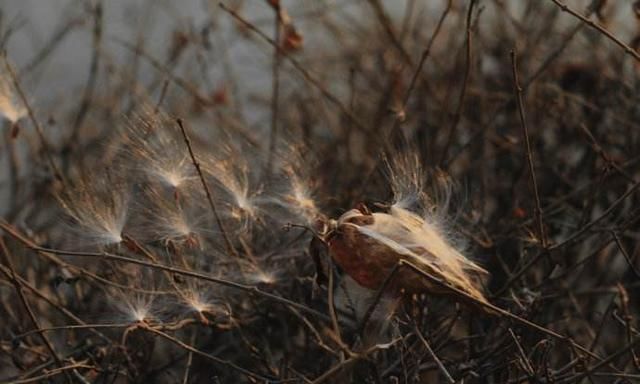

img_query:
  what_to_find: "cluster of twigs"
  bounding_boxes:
[1,0,640,382]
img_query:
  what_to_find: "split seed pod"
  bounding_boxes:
[326,203,489,307]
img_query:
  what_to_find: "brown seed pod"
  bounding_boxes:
[326,204,489,306]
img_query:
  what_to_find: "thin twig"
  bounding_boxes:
[0,237,70,380]
[112,37,208,103]
[19,15,82,76]
[0,263,111,342]
[497,177,640,295]
[176,118,238,258]
[511,48,546,248]
[355,262,400,339]
[611,231,640,278]
[549,0,640,62]
[508,328,536,379]
[265,0,282,178]
[414,323,456,384]
[557,337,640,384]
[401,0,452,110]
[396,259,607,364]
[366,0,413,66]
[218,2,369,135]
[154,78,170,113]
[312,338,401,384]
[326,259,344,354]
[7,363,94,384]
[0,222,329,321]
[3,121,20,209]
[548,179,640,251]
[2,54,65,185]
[439,0,476,165]
[143,325,272,381]
[181,331,196,384]
[68,1,102,143]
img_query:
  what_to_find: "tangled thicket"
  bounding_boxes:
[1,1,640,383]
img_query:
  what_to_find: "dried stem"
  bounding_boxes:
[176,118,238,258]
[218,2,369,135]
[265,0,282,178]
[511,48,546,247]
[401,0,452,110]
[439,0,476,166]
[2,54,65,185]
[68,1,103,143]
[143,325,271,381]
[0,237,70,380]
[0,222,329,321]
[549,0,640,62]
[414,323,455,384]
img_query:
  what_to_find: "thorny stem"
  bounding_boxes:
[176,118,238,259]
[511,48,547,248]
